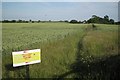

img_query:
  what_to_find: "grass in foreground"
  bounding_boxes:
[2,23,119,79]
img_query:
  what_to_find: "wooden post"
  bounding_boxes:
[26,65,30,80]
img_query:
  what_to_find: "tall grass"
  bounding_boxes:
[2,23,87,78]
[2,23,119,79]
[54,24,119,79]
[83,31,118,58]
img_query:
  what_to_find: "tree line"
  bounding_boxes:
[1,15,120,24]
[69,15,119,24]
[87,15,115,24]
[1,19,68,23]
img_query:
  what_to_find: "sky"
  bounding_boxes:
[2,2,118,21]
[2,0,120,2]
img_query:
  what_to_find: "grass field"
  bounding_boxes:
[2,23,119,79]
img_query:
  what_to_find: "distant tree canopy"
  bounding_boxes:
[64,20,69,23]
[70,20,78,23]
[2,15,118,24]
[87,15,115,24]
[2,20,28,23]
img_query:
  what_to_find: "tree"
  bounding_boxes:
[29,19,32,23]
[104,15,109,24]
[11,20,16,23]
[87,15,101,23]
[109,19,114,24]
[18,19,22,23]
[92,15,98,18]
[3,20,9,23]
[64,20,68,23]
[83,20,87,24]
[79,21,82,23]
[87,15,114,24]
[70,20,78,23]
[87,19,92,23]
[104,15,109,20]
[38,20,41,23]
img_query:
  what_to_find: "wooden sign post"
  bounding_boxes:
[12,49,41,78]
[26,65,30,79]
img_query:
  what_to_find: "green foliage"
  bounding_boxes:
[69,20,78,23]
[87,15,115,24]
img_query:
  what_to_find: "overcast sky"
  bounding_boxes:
[2,2,118,21]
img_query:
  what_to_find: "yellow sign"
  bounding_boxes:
[12,49,41,67]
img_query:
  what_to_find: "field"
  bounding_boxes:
[2,23,119,79]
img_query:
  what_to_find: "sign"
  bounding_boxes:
[12,49,41,67]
